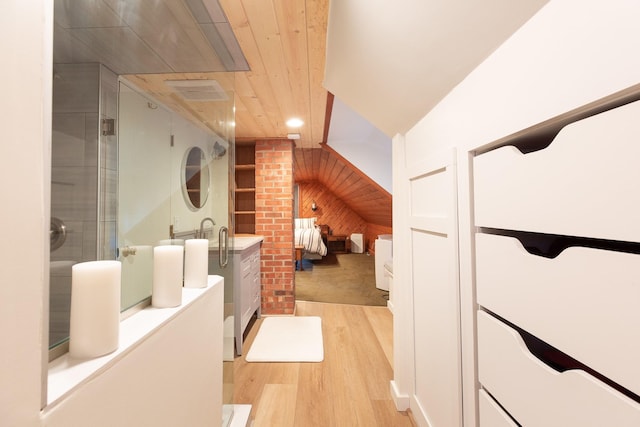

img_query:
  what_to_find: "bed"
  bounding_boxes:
[294,218,328,258]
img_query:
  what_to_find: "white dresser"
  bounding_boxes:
[473,100,640,425]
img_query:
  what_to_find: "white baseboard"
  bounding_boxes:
[390,380,410,411]
[226,404,251,427]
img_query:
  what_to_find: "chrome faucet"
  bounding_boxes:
[198,217,216,239]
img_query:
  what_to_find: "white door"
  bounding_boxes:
[408,148,462,427]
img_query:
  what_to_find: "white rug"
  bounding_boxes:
[245,316,324,362]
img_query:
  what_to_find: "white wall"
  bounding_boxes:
[0,1,52,424]
[394,0,640,425]
[170,114,229,235]
[42,282,223,427]
[327,97,392,193]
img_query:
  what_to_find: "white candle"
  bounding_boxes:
[152,245,184,308]
[184,239,209,288]
[69,260,121,358]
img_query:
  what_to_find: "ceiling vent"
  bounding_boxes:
[165,79,229,102]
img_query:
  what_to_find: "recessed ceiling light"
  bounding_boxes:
[286,118,304,128]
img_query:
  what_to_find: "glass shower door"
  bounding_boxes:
[118,82,173,310]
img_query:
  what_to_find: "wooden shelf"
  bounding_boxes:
[236,164,255,171]
[234,142,256,234]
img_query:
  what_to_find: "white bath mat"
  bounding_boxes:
[245,316,324,362]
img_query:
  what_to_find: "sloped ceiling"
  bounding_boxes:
[324,0,549,137]
[294,146,392,227]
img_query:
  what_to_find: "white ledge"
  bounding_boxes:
[46,275,224,407]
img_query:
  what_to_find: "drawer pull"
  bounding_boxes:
[478,311,640,426]
[486,310,639,404]
[483,228,640,259]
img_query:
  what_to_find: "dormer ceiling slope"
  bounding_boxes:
[294,146,392,227]
[324,0,549,137]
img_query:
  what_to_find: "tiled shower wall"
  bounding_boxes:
[50,63,118,346]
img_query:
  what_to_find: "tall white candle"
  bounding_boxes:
[184,239,209,288]
[152,245,184,308]
[69,260,121,358]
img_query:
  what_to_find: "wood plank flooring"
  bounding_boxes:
[233,301,415,426]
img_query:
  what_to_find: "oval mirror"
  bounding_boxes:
[181,146,210,210]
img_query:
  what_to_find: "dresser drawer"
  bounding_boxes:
[473,100,640,242]
[476,232,640,395]
[477,311,640,426]
[479,389,517,427]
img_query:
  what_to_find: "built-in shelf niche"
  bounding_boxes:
[234,141,256,234]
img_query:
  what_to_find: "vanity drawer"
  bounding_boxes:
[479,389,517,427]
[250,250,260,275]
[473,99,640,242]
[476,232,640,395]
[240,256,252,279]
[477,311,640,426]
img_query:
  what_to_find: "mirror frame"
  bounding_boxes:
[181,146,210,211]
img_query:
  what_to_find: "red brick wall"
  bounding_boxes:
[255,139,295,315]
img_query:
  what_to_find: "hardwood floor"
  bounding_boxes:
[233,301,415,426]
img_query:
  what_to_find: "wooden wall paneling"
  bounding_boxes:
[366,223,393,255]
[319,149,338,183]
[302,148,316,181]
[298,181,367,238]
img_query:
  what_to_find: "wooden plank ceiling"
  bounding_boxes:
[116,0,328,149]
[219,0,329,148]
[294,146,392,227]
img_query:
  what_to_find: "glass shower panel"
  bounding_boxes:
[50,63,118,349]
[117,82,173,310]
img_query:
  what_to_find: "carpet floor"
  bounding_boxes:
[295,253,389,306]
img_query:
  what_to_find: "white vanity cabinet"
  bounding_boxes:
[208,236,263,357]
[473,100,640,425]
[232,240,262,355]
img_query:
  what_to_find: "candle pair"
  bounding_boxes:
[152,239,209,308]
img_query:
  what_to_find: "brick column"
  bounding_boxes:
[254,139,295,314]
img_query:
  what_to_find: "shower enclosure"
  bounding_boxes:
[50,63,118,347]
[50,1,246,423]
